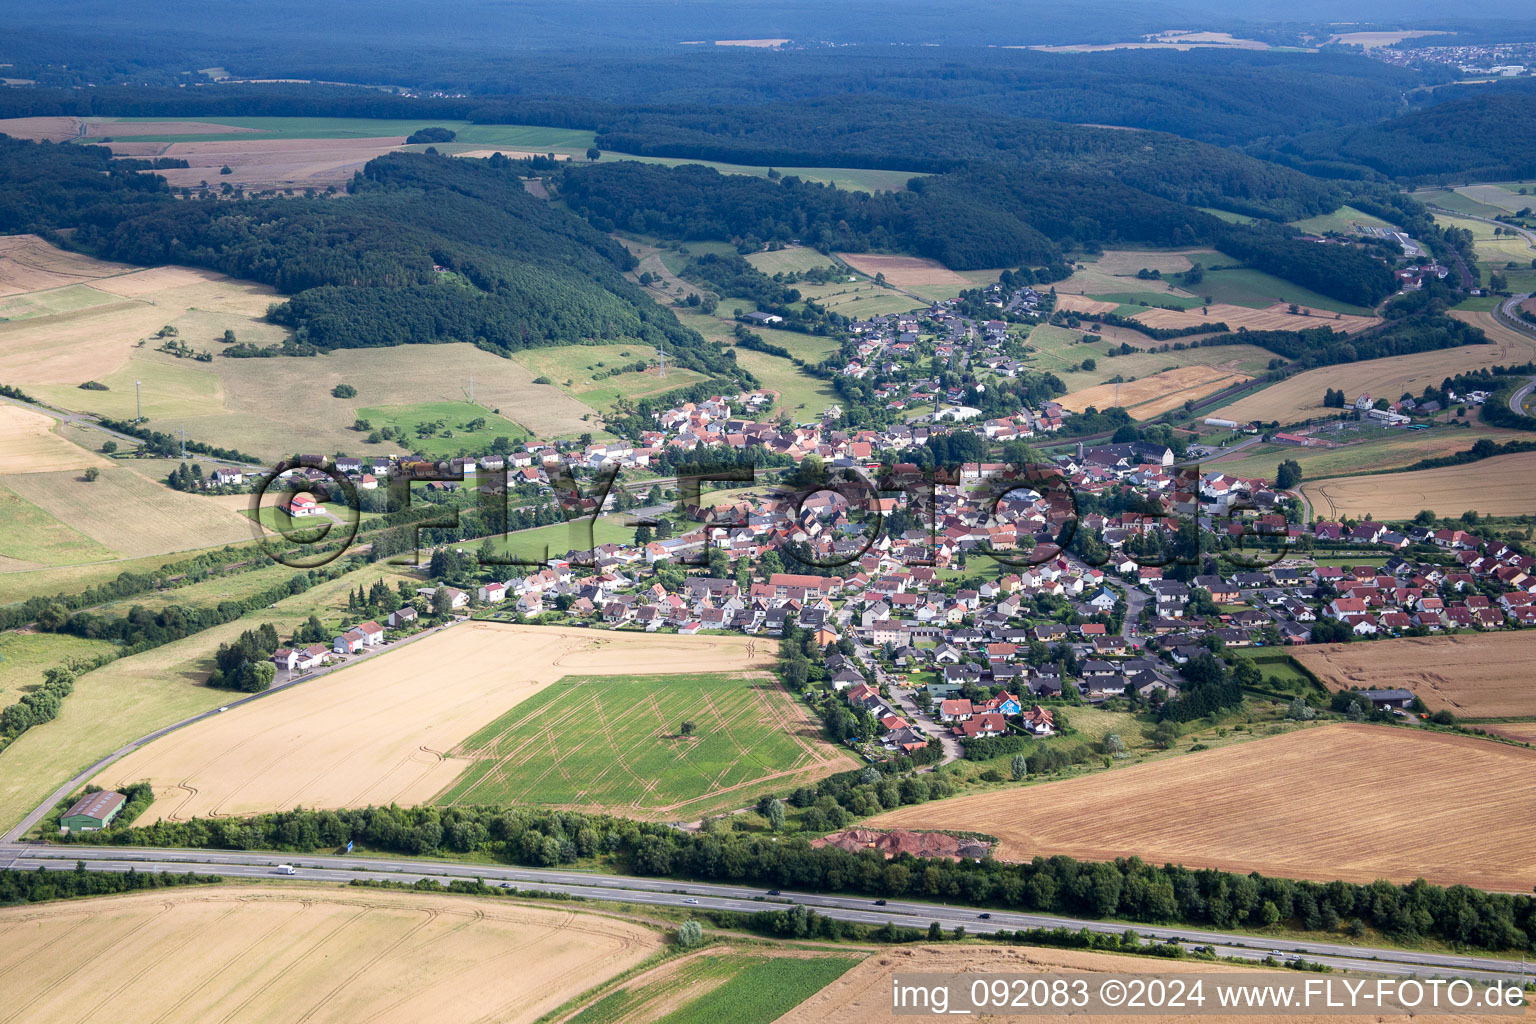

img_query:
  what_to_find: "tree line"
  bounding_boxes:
[65,800,1535,952]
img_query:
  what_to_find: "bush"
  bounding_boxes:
[332,383,358,398]
[677,919,704,947]
[78,380,109,391]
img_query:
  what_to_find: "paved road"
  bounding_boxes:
[0,618,465,844]
[4,845,1529,983]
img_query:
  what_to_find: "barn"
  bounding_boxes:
[61,790,126,832]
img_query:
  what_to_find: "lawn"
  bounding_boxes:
[354,401,530,458]
[0,284,126,322]
[436,670,849,817]
[1288,205,1397,234]
[478,514,639,564]
[509,344,706,413]
[728,347,840,421]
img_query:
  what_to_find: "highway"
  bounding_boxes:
[4,844,1529,985]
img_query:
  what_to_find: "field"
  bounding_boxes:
[1483,723,1536,744]
[1299,450,1536,520]
[868,723,1536,890]
[354,400,529,456]
[780,943,1515,1024]
[0,406,106,477]
[1057,364,1252,420]
[0,236,644,453]
[1199,424,1519,481]
[834,252,971,288]
[0,464,255,560]
[744,246,838,276]
[1288,204,1398,234]
[571,949,859,1024]
[728,346,842,420]
[0,565,376,831]
[0,631,117,710]
[1433,213,1536,265]
[1131,302,1376,334]
[1293,633,1536,719]
[794,279,924,316]
[1193,268,1378,316]
[509,343,706,413]
[1454,184,1536,216]
[92,623,781,822]
[438,669,852,818]
[1219,312,1536,424]
[482,515,637,563]
[0,885,660,1024]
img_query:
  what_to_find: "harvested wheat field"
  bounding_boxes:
[85,118,258,137]
[1133,302,1376,335]
[0,234,138,296]
[1300,451,1536,520]
[835,252,971,287]
[778,943,1529,1024]
[1223,315,1536,424]
[94,622,777,822]
[0,406,104,475]
[1053,293,1120,315]
[0,116,82,142]
[868,724,1536,890]
[1482,722,1536,744]
[1294,633,1536,719]
[1057,364,1250,419]
[0,885,659,1024]
[140,136,407,189]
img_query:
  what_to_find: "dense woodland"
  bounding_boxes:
[1271,90,1536,183]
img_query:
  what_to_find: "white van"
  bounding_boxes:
[276,864,297,875]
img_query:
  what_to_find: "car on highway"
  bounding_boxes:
[874,899,887,906]
[978,913,991,919]
[767,889,781,896]
[684,897,699,905]
[217,706,229,712]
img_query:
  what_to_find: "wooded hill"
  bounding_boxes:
[0,137,740,379]
[1265,90,1536,184]
[559,161,1398,305]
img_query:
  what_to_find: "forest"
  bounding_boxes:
[0,137,742,380]
[1269,90,1536,183]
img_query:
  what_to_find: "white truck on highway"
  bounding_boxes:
[276,864,296,875]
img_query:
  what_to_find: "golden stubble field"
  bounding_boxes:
[1132,302,1376,335]
[1300,450,1536,520]
[0,885,661,1024]
[868,724,1536,891]
[779,944,1531,1024]
[0,405,106,475]
[835,252,972,287]
[1057,364,1251,420]
[95,623,777,822]
[1294,633,1536,719]
[1222,311,1536,424]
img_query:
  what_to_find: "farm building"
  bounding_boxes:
[61,790,126,832]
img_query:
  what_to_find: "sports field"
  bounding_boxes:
[92,623,781,822]
[1294,633,1536,719]
[438,669,852,817]
[868,724,1536,890]
[1057,364,1252,419]
[0,885,660,1024]
[1300,450,1536,520]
